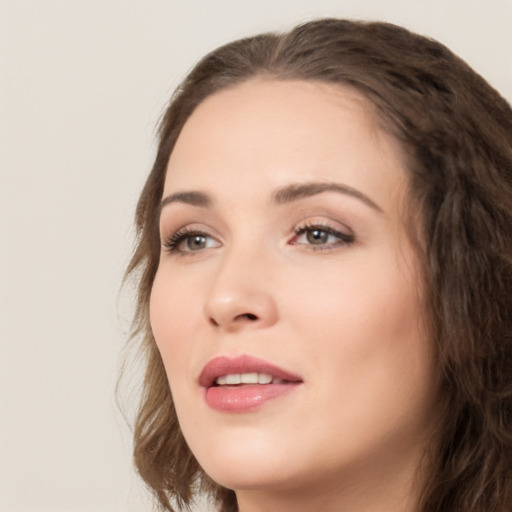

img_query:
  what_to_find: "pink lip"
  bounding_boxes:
[199,355,303,413]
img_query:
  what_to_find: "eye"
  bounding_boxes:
[163,228,220,254]
[291,223,354,249]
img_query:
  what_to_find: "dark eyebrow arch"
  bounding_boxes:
[271,182,383,213]
[159,191,212,216]
[158,181,382,219]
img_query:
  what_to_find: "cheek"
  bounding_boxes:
[287,274,436,471]
[292,248,433,398]
[149,269,196,377]
[291,250,422,344]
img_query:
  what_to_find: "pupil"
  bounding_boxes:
[189,235,206,249]
[307,229,328,244]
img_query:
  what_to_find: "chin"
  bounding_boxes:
[203,458,301,493]
[188,427,304,491]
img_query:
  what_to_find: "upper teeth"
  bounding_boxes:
[215,373,285,385]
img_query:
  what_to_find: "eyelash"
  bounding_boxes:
[162,227,214,255]
[162,222,355,255]
[291,222,355,250]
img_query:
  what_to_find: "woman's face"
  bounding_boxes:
[150,80,438,500]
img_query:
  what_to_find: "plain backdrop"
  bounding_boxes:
[1,1,511,511]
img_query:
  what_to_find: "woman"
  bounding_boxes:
[126,19,512,512]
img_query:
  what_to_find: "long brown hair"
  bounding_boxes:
[125,18,512,512]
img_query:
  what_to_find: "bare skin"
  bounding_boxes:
[150,79,438,512]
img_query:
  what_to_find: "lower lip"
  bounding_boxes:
[204,383,300,412]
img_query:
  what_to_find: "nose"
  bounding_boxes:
[204,249,279,332]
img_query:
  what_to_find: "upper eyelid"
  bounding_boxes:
[293,217,354,235]
[162,217,351,232]
[158,206,226,237]
[293,224,354,241]
[160,221,217,238]
[160,214,355,243]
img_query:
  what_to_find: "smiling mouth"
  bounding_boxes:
[214,372,289,386]
[200,356,303,412]
[199,355,303,388]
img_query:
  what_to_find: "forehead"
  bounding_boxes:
[164,79,409,212]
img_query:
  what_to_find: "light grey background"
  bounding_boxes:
[1,1,511,511]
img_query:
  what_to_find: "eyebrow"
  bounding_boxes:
[271,182,383,212]
[159,191,212,213]
[159,181,383,216]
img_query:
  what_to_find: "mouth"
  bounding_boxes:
[214,372,288,386]
[199,355,303,412]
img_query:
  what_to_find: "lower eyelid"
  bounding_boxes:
[297,232,352,246]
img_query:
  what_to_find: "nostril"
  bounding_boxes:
[208,312,258,327]
[235,313,258,321]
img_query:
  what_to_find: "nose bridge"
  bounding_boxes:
[204,235,278,331]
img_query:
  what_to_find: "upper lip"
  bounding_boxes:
[199,355,303,388]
